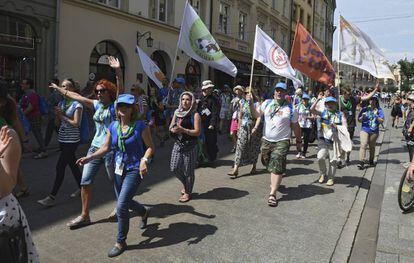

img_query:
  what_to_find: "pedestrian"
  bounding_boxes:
[248,82,302,207]
[19,78,48,159]
[311,96,347,186]
[148,85,168,147]
[37,79,84,207]
[0,123,39,261]
[403,94,414,165]
[44,78,62,148]
[357,95,384,169]
[165,77,185,126]
[76,94,154,258]
[391,96,402,128]
[339,85,378,164]
[228,88,262,177]
[229,85,244,153]
[198,80,220,165]
[296,93,314,158]
[169,91,201,202]
[218,84,232,135]
[52,56,123,228]
[130,83,148,121]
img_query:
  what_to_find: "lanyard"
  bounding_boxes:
[117,122,136,152]
[269,100,286,119]
[340,96,352,111]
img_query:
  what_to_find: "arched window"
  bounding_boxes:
[185,58,201,92]
[89,41,124,83]
[151,51,167,75]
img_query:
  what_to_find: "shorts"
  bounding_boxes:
[230,119,239,134]
[261,139,290,175]
[80,146,114,186]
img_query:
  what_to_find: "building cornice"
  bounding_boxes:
[62,0,180,34]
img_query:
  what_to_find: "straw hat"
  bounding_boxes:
[233,85,244,93]
[201,80,214,90]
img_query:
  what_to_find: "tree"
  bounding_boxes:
[398,59,414,86]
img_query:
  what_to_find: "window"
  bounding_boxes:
[272,0,277,10]
[283,0,288,17]
[239,12,247,41]
[189,0,200,14]
[299,9,304,24]
[149,0,168,23]
[271,27,277,40]
[307,14,312,31]
[96,0,120,8]
[89,41,124,83]
[308,0,312,6]
[281,31,287,50]
[219,2,229,34]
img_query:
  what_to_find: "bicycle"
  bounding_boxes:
[398,169,414,212]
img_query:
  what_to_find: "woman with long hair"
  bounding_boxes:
[227,87,262,177]
[77,94,154,257]
[357,95,384,170]
[148,85,168,147]
[391,96,402,128]
[51,56,123,228]
[0,83,39,262]
[37,79,84,206]
[169,91,201,202]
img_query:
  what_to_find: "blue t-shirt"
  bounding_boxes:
[359,107,384,134]
[158,87,169,101]
[92,100,116,147]
[109,120,146,171]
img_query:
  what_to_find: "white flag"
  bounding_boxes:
[136,46,166,89]
[339,16,395,80]
[253,26,303,88]
[178,2,237,77]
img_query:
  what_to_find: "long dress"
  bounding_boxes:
[234,100,262,166]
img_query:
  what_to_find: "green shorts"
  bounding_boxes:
[261,139,290,175]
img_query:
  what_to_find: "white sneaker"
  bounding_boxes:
[300,154,306,159]
[326,179,334,186]
[296,153,301,159]
[318,174,325,184]
[70,189,81,198]
[37,196,56,207]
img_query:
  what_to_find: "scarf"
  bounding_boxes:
[174,91,196,118]
[269,99,286,119]
[93,102,114,123]
[340,96,352,111]
[117,121,136,152]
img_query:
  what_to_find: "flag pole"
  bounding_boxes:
[169,0,188,87]
[337,14,342,111]
[248,26,258,93]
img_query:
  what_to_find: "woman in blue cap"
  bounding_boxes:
[296,93,315,158]
[77,94,155,258]
[311,95,346,186]
[357,95,384,170]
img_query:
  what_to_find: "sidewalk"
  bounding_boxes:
[376,122,414,262]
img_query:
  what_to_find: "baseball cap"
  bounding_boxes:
[274,82,287,91]
[117,94,136,105]
[325,96,337,103]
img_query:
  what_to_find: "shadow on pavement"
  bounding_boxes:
[146,203,216,219]
[286,167,318,177]
[192,187,249,201]
[128,222,218,250]
[277,184,334,202]
[288,159,314,166]
[335,176,370,189]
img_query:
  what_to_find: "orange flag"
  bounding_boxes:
[290,23,335,86]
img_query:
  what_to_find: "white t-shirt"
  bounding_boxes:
[261,99,298,142]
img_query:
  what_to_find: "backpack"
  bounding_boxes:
[38,95,49,115]
[65,100,90,144]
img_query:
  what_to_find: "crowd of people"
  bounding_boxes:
[3,55,414,260]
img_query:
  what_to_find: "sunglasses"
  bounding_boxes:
[117,103,132,108]
[95,88,108,94]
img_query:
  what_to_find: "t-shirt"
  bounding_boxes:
[58,100,83,143]
[297,104,312,128]
[92,100,116,147]
[359,107,384,134]
[261,99,298,142]
[20,90,41,119]
[109,121,146,171]
[319,110,343,141]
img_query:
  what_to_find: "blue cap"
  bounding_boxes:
[275,82,287,90]
[174,77,186,85]
[325,96,337,103]
[117,94,136,105]
[302,94,310,100]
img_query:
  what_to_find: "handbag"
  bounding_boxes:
[0,207,28,263]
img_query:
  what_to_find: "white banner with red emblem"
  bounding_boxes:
[253,25,302,88]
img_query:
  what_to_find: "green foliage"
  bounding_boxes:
[398,59,414,86]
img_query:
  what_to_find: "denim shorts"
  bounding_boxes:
[80,146,114,186]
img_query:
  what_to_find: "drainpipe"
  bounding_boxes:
[54,0,60,79]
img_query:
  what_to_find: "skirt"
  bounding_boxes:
[234,123,263,167]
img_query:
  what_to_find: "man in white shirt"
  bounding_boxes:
[248,82,302,207]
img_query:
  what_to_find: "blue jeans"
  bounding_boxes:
[114,168,146,244]
[80,146,114,186]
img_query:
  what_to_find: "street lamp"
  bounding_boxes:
[137,31,153,48]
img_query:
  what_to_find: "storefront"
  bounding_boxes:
[185,58,201,92]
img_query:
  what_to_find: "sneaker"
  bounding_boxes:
[296,153,301,159]
[300,154,306,159]
[70,189,81,198]
[403,162,410,169]
[357,161,365,170]
[318,174,325,184]
[37,196,56,207]
[326,179,334,186]
[34,152,48,159]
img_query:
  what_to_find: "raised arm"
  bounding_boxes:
[361,83,379,102]
[246,94,261,119]
[108,56,124,96]
[310,96,323,116]
[51,83,95,109]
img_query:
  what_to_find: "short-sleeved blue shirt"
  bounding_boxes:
[109,120,147,171]
[92,100,116,147]
[359,107,384,134]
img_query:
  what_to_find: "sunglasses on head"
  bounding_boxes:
[95,88,108,94]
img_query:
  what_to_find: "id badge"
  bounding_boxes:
[115,153,124,176]
[348,111,353,116]
[203,108,211,116]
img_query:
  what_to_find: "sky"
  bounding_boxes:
[332,0,414,64]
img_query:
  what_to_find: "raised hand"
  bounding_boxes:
[0,126,13,157]
[108,56,121,69]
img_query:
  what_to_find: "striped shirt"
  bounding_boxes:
[58,100,83,143]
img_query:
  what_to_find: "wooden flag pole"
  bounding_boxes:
[248,25,258,95]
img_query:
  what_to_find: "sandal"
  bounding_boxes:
[227,170,238,178]
[268,195,278,207]
[249,169,257,175]
[67,215,91,229]
[179,194,191,203]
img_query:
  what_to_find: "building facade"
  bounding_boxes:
[0,0,57,95]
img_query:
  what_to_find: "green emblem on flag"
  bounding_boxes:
[189,18,224,61]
